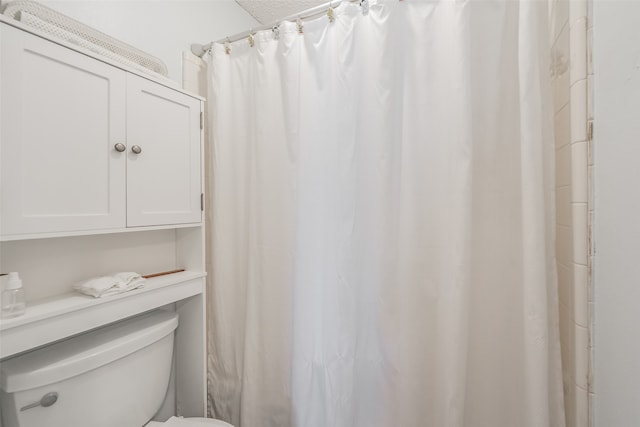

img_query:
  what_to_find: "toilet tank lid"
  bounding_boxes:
[0,310,178,393]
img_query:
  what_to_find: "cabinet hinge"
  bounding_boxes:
[201,193,204,211]
[200,112,204,130]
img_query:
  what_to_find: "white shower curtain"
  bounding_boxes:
[206,1,565,427]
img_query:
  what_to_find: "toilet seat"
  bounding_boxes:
[146,417,233,427]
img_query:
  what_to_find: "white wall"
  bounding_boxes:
[36,0,259,82]
[592,1,640,425]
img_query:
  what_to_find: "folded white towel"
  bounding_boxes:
[74,272,145,298]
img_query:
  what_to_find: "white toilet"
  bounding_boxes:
[0,310,232,427]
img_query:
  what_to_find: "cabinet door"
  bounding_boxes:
[0,24,127,237]
[126,74,202,227]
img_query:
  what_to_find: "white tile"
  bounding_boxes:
[555,103,571,147]
[575,324,589,389]
[553,69,571,113]
[587,75,593,120]
[553,25,570,110]
[572,202,588,265]
[556,144,572,187]
[553,66,570,112]
[570,18,587,85]
[588,208,593,259]
[548,0,558,44]
[588,181,594,219]
[589,323,595,386]
[588,165,593,218]
[571,141,588,203]
[548,0,556,41]
[554,0,570,43]
[556,185,572,226]
[570,0,587,25]
[589,300,596,345]
[558,262,574,308]
[576,385,589,427]
[565,381,577,427]
[559,304,574,383]
[587,27,593,76]
[557,224,573,267]
[574,263,588,327]
[570,79,588,142]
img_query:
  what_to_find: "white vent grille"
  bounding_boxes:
[3,0,168,77]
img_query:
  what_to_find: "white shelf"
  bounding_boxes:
[0,222,202,242]
[0,271,205,359]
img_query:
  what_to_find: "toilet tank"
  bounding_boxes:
[0,310,178,427]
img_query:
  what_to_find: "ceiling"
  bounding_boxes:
[235,0,328,25]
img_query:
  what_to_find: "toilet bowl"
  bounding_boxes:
[0,310,233,427]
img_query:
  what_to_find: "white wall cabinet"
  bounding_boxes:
[0,22,127,236]
[0,23,203,239]
[126,74,202,227]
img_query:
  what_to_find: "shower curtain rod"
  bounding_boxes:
[190,0,362,57]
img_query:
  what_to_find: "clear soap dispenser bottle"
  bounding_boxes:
[2,272,26,318]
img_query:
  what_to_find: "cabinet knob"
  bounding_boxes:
[114,143,126,152]
[131,145,142,154]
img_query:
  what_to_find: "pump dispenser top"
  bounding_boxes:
[6,272,22,290]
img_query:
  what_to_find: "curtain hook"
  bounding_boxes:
[224,37,231,55]
[248,31,255,48]
[272,25,281,40]
[327,2,335,23]
[360,0,369,15]
[297,16,304,34]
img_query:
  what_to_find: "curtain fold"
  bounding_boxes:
[207,1,565,426]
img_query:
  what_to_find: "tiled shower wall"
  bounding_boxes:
[549,0,591,426]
